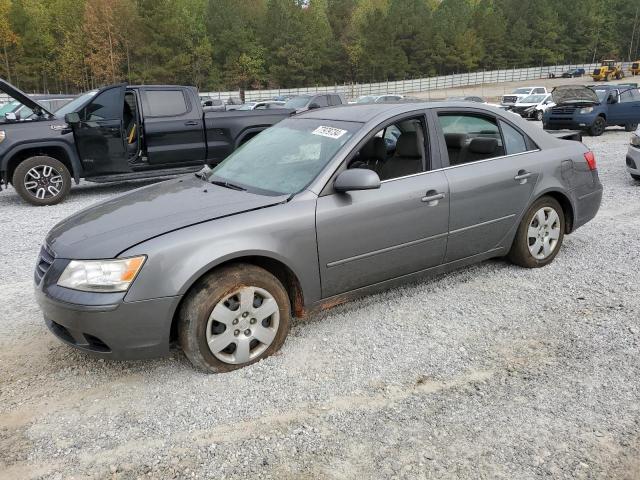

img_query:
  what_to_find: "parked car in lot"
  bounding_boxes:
[509,93,554,121]
[235,100,286,110]
[0,93,75,122]
[561,68,585,78]
[446,96,486,103]
[501,86,548,106]
[35,102,602,372]
[544,84,640,136]
[626,126,640,180]
[283,93,345,113]
[353,94,405,104]
[0,80,294,205]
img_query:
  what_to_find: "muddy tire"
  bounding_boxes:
[12,156,71,206]
[508,196,565,269]
[588,116,606,136]
[624,123,638,132]
[178,264,291,373]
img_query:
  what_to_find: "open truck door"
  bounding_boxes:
[66,84,131,176]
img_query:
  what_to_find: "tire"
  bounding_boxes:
[535,110,543,121]
[12,156,71,206]
[178,263,291,373]
[631,174,640,181]
[625,123,638,132]
[508,196,565,268]
[588,116,606,136]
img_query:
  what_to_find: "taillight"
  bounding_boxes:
[584,151,597,170]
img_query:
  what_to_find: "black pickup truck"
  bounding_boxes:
[0,80,294,205]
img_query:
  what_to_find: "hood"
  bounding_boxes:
[0,79,53,116]
[551,86,599,105]
[46,175,289,259]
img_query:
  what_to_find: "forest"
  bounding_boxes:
[0,0,638,93]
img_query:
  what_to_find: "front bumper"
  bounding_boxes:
[626,145,640,177]
[36,288,181,360]
[35,252,181,360]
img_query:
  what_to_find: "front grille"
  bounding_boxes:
[34,244,55,284]
[502,96,518,104]
[551,105,577,115]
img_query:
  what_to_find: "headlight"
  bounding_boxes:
[579,107,594,114]
[632,133,640,147]
[0,130,5,143]
[57,256,146,292]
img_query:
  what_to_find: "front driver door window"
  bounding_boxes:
[315,114,450,298]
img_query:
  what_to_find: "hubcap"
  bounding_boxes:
[24,165,63,199]
[527,207,561,260]
[205,286,280,365]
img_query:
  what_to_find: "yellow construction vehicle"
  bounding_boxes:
[591,60,625,81]
[631,61,640,76]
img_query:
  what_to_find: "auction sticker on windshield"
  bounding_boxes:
[312,126,348,139]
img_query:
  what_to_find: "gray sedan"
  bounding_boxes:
[35,103,603,372]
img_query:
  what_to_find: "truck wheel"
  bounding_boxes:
[179,263,291,373]
[588,117,606,136]
[625,123,638,132]
[12,156,72,206]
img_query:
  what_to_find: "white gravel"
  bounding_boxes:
[1,127,639,479]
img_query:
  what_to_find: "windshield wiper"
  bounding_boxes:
[210,180,247,191]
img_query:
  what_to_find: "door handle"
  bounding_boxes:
[184,120,199,126]
[514,170,532,183]
[421,191,445,205]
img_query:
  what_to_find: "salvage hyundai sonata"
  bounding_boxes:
[35,102,603,372]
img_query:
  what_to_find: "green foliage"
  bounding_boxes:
[0,0,637,92]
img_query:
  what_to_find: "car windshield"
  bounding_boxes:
[356,96,376,103]
[209,118,360,195]
[520,94,546,103]
[284,96,311,109]
[0,99,20,115]
[592,89,608,101]
[236,102,257,110]
[55,90,97,117]
[513,88,532,94]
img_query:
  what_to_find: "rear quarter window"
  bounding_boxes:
[145,90,189,116]
[500,121,529,155]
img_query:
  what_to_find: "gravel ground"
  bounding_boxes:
[1,126,639,480]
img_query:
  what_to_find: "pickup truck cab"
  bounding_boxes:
[543,84,640,136]
[0,80,293,205]
[501,86,548,106]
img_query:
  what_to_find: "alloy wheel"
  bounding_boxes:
[527,207,561,260]
[205,286,280,364]
[23,165,64,200]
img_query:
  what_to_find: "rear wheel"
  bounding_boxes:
[508,196,565,268]
[12,156,71,206]
[625,123,638,132]
[589,116,606,136]
[178,264,291,373]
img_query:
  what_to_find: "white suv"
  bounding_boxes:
[501,86,548,106]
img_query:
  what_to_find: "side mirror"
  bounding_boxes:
[5,112,17,121]
[607,93,618,104]
[334,169,381,193]
[308,103,320,110]
[65,112,80,124]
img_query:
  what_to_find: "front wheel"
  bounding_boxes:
[589,116,606,136]
[12,156,72,206]
[535,110,544,121]
[178,264,291,373]
[508,197,565,268]
[625,123,638,132]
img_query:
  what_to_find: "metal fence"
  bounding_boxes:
[203,62,637,102]
[2,61,636,105]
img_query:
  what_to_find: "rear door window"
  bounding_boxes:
[314,95,330,107]
[329,94,342,106]
[438,114,504,166]
[144,90,189,116]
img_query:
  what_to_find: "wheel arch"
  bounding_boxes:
[2,142,82,185]
[533,189,575,233]
[169,254,306,342]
